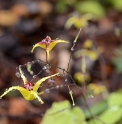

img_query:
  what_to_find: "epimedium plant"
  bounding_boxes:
[0,29,94,124]
[0,35,69,104]
[0,29,83,107]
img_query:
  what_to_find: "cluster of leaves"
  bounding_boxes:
[40,88,122,124]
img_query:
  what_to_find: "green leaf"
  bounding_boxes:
[108,92,122,107]
[41,100,86,124]
[55,0,75,13]
[88,106,122,124]
[75,1,105,19]
[84,100,108,119]
[111,0,122,11]
[118,117,122,124]
[55,3,67,13]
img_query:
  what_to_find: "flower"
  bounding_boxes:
[0,66,59,104]
[88,83,107,95]
[74,72,91,85]
[31,36,69,60]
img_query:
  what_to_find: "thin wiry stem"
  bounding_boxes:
[65,29,82,105]
[67,51,73,73]
[29,69,44,83]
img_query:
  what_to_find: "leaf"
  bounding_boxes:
[108,92,122,107]
[41,100,86,124]
[84,100,108,119]
[55,0,75,13]
[111,0,122,11]
[75,1,105,19]
[55,2,68,13]
[88,106,122,124]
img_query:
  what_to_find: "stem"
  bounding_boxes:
[46,51,49,64]
[67,51,73,72]
[66,29,82,106]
